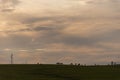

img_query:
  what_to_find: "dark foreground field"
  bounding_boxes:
[0,64,120,80]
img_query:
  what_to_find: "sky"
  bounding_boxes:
[0,0,120,64]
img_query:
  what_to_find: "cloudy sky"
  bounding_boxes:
[0,0,120,64]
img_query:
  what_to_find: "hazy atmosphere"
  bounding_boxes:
[0,0,120,64]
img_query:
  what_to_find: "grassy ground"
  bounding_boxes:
[0,64,120,80]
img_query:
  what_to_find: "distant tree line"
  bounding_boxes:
[55,61,120,66]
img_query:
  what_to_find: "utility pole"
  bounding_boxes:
[11,53,13,64]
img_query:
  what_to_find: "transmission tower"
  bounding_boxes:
[11,53,13,64]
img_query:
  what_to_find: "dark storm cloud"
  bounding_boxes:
[3,12,119,47]
[33,27,54,31]
[1,10,119,49]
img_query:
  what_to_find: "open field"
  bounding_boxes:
[0,64,120,80]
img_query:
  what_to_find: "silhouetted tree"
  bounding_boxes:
[70,63,73,65]
[56,62,63,65]
[111,61,114,66]
[78,63,80,66]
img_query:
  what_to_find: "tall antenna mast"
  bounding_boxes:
[11,53,13,64]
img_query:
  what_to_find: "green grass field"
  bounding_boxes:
[0,64,120,80]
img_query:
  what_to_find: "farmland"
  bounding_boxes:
[0,64,120,80]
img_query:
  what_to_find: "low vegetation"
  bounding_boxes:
[0,64,120,80]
